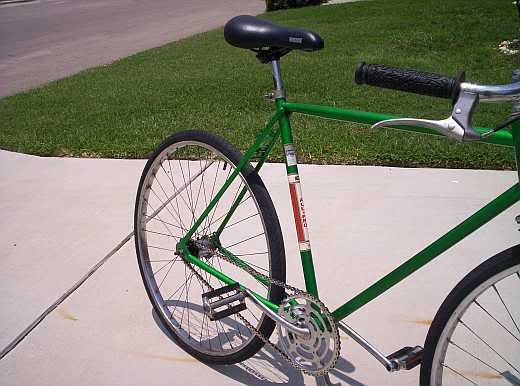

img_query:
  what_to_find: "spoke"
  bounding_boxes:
[193,273,207,345]
[165,160,189,231]
[225,178,245,228]
[191,160,206,228]
[493,284,520,337]
[177,264,196,324]
[186,159,199,234]
[200,195,252,234]
[224,232,265,249]
[153,168,187,230]
[200,159,222,235]
[145,214,184,232]
[157,257,176,289]
[234,251,268,257]
[158,159,201,232]
[216,317,235,350]
[144,229,181,239]
[212,314,225,350]
[449,339,503,374]
[149,187,184,231]
[207,160,220,224]
[165,270,195,302]
[442,363,478,385]
[184,263,195,340]
[474,300,520,343]
[151,175,188,232]
[199,309,209,348]
[178,159,196,225]
[145,203,184,252]
[459,319,520,375]
[144,159,213,234]
[206,163,233,234]
[152,257,178,276]
[200,157,212,236]
[223,212,259,231]
[187,159,195,216]
[147,245,177,253]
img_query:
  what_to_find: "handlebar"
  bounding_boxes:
[355,62,464,101]
[355,61,520,103]
[355,62,520,142]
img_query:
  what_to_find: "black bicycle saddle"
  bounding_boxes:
[224,15,324,52]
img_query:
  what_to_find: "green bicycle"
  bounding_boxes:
[134,15,520,385]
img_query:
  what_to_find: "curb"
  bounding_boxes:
[0,0,37,4]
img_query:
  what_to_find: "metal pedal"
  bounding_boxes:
[201,283,246,321]
[386,346,423,370]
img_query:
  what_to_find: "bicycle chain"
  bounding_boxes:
[179,251,340,378]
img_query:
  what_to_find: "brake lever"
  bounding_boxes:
[372,116,465,141]
[371,91,481,142]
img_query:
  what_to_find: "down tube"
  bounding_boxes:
[332,183,520,321]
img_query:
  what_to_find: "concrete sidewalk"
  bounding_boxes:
[0,150,518,385]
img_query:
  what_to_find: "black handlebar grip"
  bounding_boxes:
[355,62,464,101]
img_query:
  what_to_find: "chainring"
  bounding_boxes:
[277,294,341,376]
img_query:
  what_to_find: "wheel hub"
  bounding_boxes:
[187,236,216,260]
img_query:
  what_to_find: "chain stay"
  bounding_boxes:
[180,251,340,377]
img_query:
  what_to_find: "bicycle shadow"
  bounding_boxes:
[152,308,366,385]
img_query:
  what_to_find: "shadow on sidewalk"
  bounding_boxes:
[152,309,366,385]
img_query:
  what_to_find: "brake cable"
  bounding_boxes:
[482,112,520,138]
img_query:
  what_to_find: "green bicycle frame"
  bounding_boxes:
[178,94,520,322]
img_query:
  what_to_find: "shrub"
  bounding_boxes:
[266,0,326,11]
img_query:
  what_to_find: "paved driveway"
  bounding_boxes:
[0,0,265,97]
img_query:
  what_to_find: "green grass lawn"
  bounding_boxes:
[1,0,519,168]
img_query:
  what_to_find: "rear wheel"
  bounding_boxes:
[134,130,286,364]
[421,245,520,385]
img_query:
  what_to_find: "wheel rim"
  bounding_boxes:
[430,264,520,385]
[136,140,273,356]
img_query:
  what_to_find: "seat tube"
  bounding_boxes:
[276,99,319,297]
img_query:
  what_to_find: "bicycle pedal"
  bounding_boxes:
[201,283,247,321]
[386,346,423,370]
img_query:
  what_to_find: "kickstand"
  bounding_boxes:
[320,373,342,386]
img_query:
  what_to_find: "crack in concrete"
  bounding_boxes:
[0,231,134,360]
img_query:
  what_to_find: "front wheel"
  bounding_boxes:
[420,245,520,385]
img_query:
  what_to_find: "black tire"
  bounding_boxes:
[420,244,520,385]
[134,130,286,365]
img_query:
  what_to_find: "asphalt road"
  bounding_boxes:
[0,0,264,97]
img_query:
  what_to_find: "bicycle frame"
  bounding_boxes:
[177,69,520,322]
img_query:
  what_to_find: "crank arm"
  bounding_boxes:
[244,289,311,338]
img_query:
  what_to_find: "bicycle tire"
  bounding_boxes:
[134,130,286,364]
[420,244,520,385]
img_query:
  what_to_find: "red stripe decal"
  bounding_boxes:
[289,182,305,242]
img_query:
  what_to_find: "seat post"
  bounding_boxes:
[271,59,286,99]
